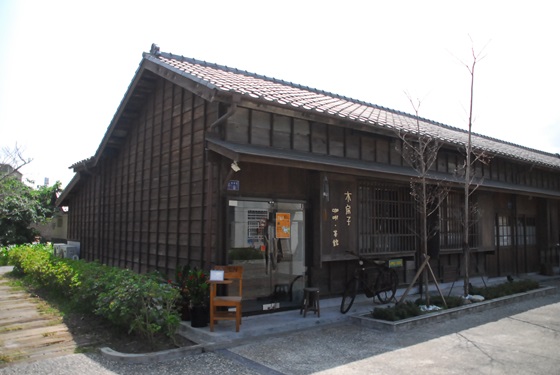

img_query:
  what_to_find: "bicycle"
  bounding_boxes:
[340,251,399,314]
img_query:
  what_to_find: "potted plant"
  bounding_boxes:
[186,267,209,327]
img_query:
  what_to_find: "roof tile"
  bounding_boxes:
[152,52,560,170]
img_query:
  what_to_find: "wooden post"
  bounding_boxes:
[397,254,447,308]
[425,261,447,308]
[398,255,430,304]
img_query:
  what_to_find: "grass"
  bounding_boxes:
[5,272,70,320]
[0,326,23,333]
[74,346,97,354]
[5,277,25,291]
[0,354,14,364]
[0,351,24,365]
[36,299,62,317]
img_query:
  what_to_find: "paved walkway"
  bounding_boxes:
[0,267,95,368]
[228,279,560,374]
[1,266,560,374]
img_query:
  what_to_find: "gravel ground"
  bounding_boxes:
[0,352,264,375]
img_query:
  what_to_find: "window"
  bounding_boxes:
[496,215,512,247]
[358,183,416,255]
[247,209,268,243]
[439,193,463,249]
[526,218,536,246]
[516,216,536,247]
[439,192,480,250]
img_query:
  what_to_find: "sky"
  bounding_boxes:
[1,1,559,189]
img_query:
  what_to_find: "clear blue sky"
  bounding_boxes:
[1,0,559,188]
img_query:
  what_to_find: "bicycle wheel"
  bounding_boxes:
[340,278,359,314]
[376,269,398,303]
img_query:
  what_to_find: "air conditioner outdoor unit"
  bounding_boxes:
[64,246,80,260]
[67,241,80,252]
[53,243,67,258]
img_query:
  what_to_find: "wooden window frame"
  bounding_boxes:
[357,182,416,257]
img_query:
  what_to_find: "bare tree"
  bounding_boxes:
[456,43,491,297]
[397,94,449,305]
[0,144,32,183]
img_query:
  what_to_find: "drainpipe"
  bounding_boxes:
[205,158,214,269]
[209,101,238,133]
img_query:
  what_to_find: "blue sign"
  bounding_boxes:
[227,180,240,191]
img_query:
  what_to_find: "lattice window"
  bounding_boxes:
[358,182,416,255]
[440,192,463,249]
[247,209,268,242]
[439,191,480,250]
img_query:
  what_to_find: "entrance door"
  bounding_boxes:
[228,199,306,313]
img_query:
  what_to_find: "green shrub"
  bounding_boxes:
[3,244,180,344]
[70,260,124,313]
[0,246,11,266]
[372,301,422,321]
[373,279,541,322]
[95,270,180,341]
[229,247,263,260]
[471,279,539,300]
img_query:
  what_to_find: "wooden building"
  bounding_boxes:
[57,44,560,314]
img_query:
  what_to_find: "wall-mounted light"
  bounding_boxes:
[231,161,240,172]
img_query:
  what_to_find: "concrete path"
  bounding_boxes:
[227,283,560,374]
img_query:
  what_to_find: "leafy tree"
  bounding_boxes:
[0,170,61,245]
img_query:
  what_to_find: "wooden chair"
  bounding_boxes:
[209,265,243,332]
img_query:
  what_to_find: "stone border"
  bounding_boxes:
[100,344,205,364]
[350,286,557,332]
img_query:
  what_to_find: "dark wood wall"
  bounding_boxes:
[221,104,559,292]
[227,163,309,201]
[226,105,560,193]
[66,80,560,292]
[67,77,219,276]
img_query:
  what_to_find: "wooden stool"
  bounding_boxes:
[300,287,320,317]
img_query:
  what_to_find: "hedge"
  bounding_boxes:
[1,244,180,344]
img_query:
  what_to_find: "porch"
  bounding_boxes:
[176,271,560,348]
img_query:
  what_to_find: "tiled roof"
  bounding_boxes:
[146,49,560,170]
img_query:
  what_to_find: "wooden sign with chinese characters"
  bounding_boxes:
[322,175,357,261]
[276,213,291,238]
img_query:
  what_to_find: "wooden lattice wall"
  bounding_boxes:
[67,77,219,276]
